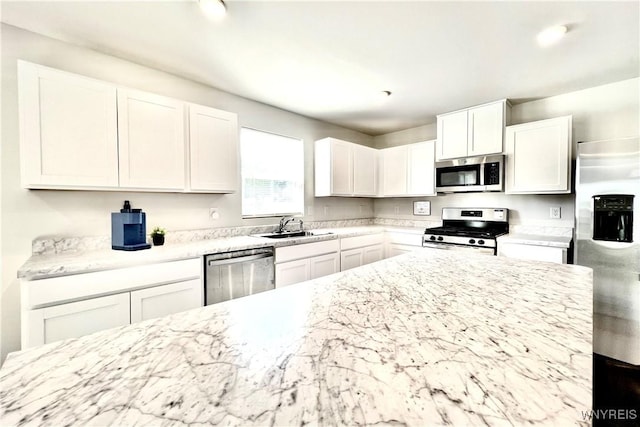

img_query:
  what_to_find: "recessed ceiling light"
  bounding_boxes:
[537,25,567,47]
[199,0,226,20]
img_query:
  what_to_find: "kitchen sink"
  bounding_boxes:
[254,231,332,239]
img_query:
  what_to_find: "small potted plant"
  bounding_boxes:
[150,226,166,246]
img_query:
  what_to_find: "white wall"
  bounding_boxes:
[374,123,437,148]
[0,24,375,362]
[510,78,640,144]
[373,78,639,227]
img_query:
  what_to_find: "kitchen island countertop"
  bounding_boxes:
[1,249,592,426]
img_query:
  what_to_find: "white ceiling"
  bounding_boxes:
[1,0,638,135]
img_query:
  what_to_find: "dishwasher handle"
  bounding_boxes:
[207,252,273,266]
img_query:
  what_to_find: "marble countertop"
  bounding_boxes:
[498,233,573,249]
[18,226,390,280]
[1,249,593,426]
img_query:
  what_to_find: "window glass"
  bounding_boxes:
[240,128,304,217]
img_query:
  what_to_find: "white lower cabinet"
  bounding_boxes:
[387,244,419,258]
[340,248,364,271]
[384,231,424,258]
[275,259,311,288]
[340,233,384,271]
[130,279,202,323]
[25,293,130,347]
[275,240,340,288]
[309,253,340,279]
[21,258,202,349]
[498,243,567,264]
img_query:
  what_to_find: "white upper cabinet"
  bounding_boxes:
[380,140,436,197]
[505,115,572,194]
[352,143,377,196]
[315,138,377,197]
[17,61,239,193]
[436,100,509,160]
[117,88,185,190]
[188,104,238,193]
[436,110,468,160]
[407,141,436,195]
[18,61,119,188]
[381,145,408,195]
[468,101,505,157]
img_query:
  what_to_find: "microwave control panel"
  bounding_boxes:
[484,162,501,185]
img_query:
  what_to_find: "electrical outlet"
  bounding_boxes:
[209,208,220,220]
[549,206,561,219]
[394,205,400,214]
[359,204,364,215]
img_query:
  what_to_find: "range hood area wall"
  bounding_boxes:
[373,77,639,228]
[375,193,575,228]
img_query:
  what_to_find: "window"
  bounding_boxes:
[240,127,304,217]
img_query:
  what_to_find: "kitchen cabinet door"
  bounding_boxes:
[309,253,340,279]
[130,279,203,323]
[340,248,364,271]
[188,104,238,193]
[381,145,408,196]
[505,116,572,194]
[18,61,119,189]
[407,140,436,195]
[24,293,130,349]
[330,139,353,195]
[468,101,504,157]
[437,100,509,160]
[315,138,377,197]
[275,259,310,288]
[362,244,384,265]
[352,144,377,196]
[118,88,185,190]
[436,110,468,160]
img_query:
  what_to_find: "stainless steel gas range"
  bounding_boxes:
[422,208,509,255]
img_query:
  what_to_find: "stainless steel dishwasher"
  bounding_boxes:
[204,247,275,306]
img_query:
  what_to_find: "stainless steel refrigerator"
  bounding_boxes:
[575,137,640,365]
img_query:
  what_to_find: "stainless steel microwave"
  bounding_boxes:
[435,155,504,193]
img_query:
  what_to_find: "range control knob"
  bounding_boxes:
[478,240,485,245]
[430,235,436,241]
[469,239,476,244]
[437,236,443,241]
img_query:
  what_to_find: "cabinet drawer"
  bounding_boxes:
[275,239,339,263]
[340,233,384,251]
[24,293,130,348]
[22,258,201,309]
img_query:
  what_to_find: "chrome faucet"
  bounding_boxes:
[277,216,295,233]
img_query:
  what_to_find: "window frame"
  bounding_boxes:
[239,127,305,219]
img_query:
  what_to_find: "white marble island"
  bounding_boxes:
[0,249,592,426]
